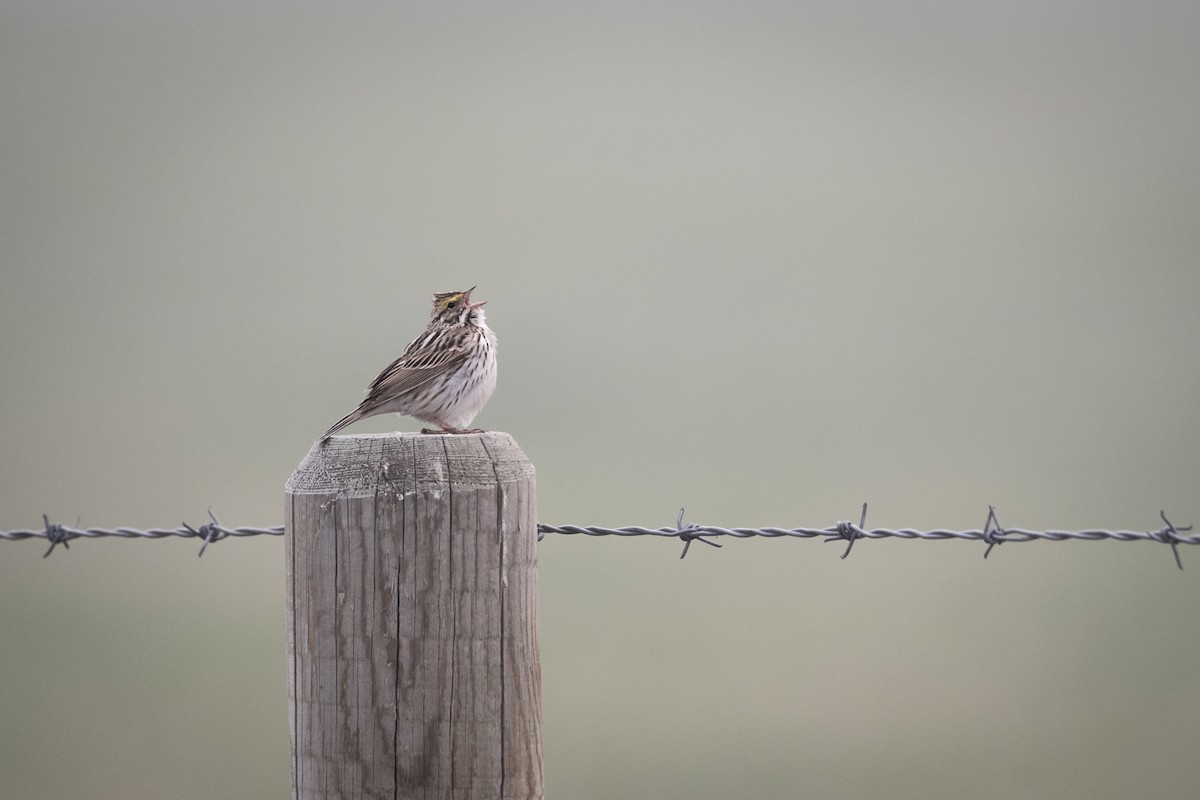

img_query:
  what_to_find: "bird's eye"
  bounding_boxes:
[447,301,457,309]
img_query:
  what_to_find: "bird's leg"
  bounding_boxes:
[419,425,487,435]
[421,421,469,434]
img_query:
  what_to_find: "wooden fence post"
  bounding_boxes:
[284,432,542,799]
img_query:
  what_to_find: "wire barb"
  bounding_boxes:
[42,514,73,558]
[825,503,868,559]
[1152,510,1189,571]
[981,505,1006,559]
[674,507,721,559]
[182,508,225,558]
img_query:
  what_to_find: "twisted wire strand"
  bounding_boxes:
[536,505,1195,567]
[1,507,1193,567]
[533,523,1200,544]
[0,525,286,542]
[0,510,283,557]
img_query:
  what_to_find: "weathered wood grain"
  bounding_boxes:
[285,432,542,799]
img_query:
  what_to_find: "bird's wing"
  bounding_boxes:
[360,328,472,407]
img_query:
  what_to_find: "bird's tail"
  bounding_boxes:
[320,408,364,443]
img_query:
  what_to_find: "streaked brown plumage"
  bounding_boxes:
[321,287,497,441]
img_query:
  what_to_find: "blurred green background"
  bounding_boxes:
[2,2,1199,799]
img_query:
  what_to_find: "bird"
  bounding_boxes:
[321,287,497,442]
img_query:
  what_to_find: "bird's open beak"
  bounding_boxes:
[464,286,486,308]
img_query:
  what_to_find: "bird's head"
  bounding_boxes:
[431,287,487,326]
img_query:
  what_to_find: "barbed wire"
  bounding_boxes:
[538,505,1197,568]
[0,510,284,558]
[0,505,1194,568]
